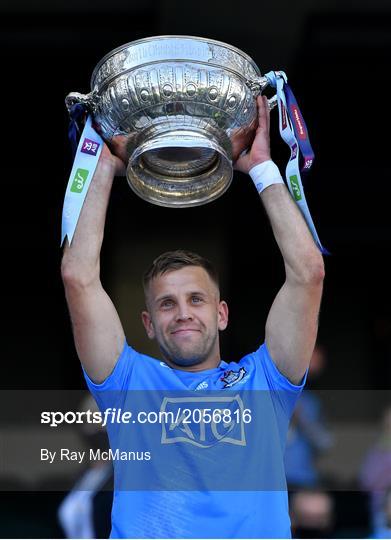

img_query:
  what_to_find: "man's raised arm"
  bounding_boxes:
[235,96,325,385]
[61,145,126,384]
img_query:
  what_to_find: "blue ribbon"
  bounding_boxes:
[283,84,315,173]
[264,71,329,255]
[68,103,87,158]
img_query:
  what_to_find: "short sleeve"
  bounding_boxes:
[255,342,307,419]
[82,340,137,412]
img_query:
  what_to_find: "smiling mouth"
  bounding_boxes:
[171,329,200,335]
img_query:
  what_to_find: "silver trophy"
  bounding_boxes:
[66,35,277,207]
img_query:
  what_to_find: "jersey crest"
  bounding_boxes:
[220,367,247,388]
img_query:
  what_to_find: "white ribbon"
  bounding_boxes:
[61,116,103,245]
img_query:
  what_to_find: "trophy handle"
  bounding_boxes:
[65,91,101,114]
[267,95,278,110]
[246,77,278,111]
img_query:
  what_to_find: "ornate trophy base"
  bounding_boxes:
[127,125,232,207]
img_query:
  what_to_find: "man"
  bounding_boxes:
[61,96,325,538]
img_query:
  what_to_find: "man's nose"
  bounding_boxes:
[176,302,193,321]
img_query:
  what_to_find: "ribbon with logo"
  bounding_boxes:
[61,112,103,245]
[264,71,328,254]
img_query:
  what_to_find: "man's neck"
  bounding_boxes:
[164,354,221,372]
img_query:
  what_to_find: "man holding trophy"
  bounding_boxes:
[61,36,325,538]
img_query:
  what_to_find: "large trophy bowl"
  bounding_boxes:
[66,35,275,207]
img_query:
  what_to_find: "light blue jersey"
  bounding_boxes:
[84,342,305,538]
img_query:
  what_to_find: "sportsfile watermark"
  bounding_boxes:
[59,390,281,489]
[1,390,390,492]
[40,402,252,429]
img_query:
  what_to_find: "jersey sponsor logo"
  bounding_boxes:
[220,367,247,388]
[160,395,246,448]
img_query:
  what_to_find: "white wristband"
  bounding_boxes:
[249,160,285,193]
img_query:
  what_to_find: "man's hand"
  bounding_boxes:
[234,96,272,174]
[99,139,127,177]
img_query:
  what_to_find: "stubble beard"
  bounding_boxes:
[159,328,219,368]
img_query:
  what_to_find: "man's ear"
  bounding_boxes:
[141,310,155,339]
[218,300,229,331]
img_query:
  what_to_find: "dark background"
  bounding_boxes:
[0,0,390,536]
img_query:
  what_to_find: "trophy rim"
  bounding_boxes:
[90,34,261,89]
[126,174,233,208]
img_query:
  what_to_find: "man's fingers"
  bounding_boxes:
[260,95,271,132]
[256,95,269,132]
[263,95,271,132]
[115,158,127,177]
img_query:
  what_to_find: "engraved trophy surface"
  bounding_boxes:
[66,35,275,207]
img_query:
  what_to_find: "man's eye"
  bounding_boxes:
[161,300,174,308]
[191,296,203,304]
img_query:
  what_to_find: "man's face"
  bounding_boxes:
[142,266,228,369]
